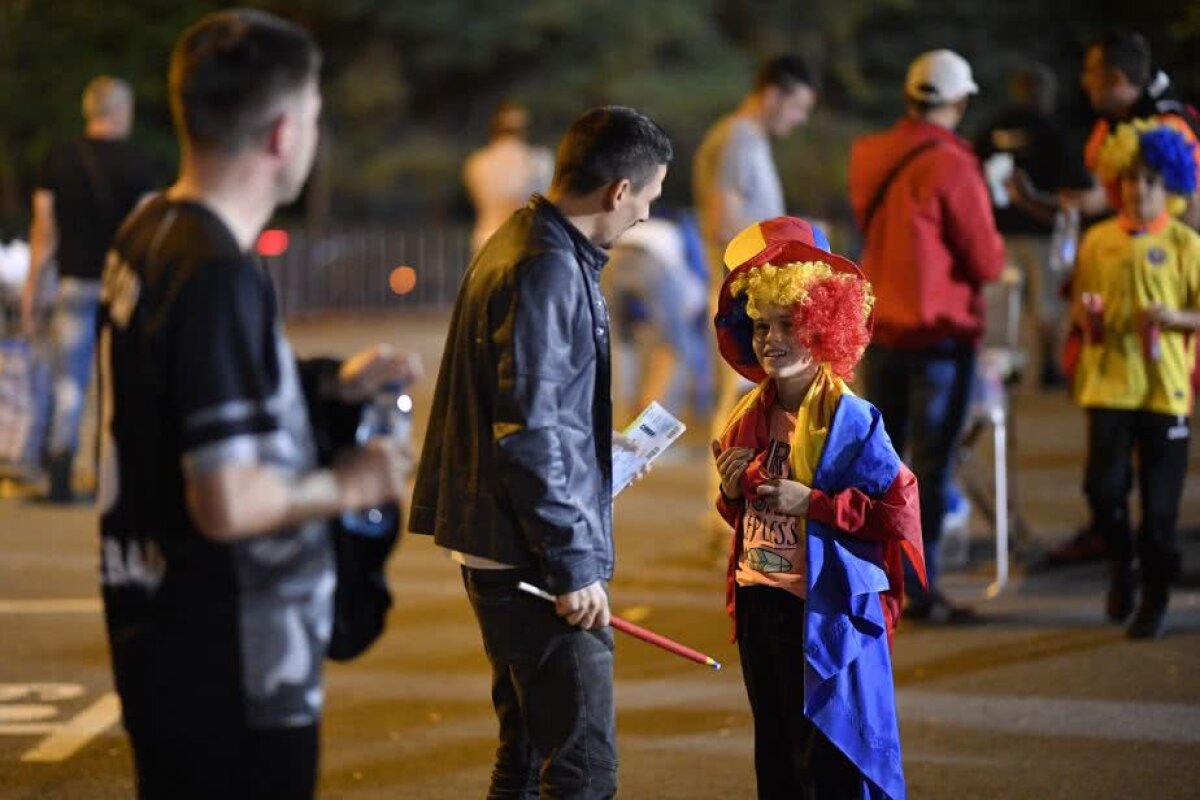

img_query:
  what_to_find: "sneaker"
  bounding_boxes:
[1044,526,1109,567]
[1039,363,1068,390]
[905,590,982,625]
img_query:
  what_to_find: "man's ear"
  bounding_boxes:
[265,112,292,159]
[760,85,780,112]
[603,178,632,212]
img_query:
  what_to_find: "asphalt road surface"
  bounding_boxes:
[2,312,1197,799]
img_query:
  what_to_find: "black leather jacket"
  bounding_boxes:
[410,196,614,594]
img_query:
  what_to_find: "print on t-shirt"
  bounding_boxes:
[737,406,806,597]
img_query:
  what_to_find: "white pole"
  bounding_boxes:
[987,407,1009,598]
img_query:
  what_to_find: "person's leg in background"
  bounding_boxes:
[43,277,100,502]
[1129,412,1189,638]
[862,344,924,595]
[861,344,912,462]
[1082,408,1137,623]
[640,261,682,412]
[1009,234,1067,389]
[903,340,976,620]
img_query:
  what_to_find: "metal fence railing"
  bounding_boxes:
[262,225,473,318]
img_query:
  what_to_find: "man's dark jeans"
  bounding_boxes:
[863,340,976,597]
[462,566,618,799]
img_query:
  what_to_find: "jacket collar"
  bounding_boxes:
[1117,209,1172,235]
[529,194,610,273]
[896,116,970,150]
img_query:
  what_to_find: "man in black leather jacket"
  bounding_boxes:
[411,106,671,798]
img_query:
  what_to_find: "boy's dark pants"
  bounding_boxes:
[736,585,861,800]
[463,566,618,800]
[1084,408,1188,597]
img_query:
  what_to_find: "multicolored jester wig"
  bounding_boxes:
[1093,119,1199,216]
[714,217,874,382]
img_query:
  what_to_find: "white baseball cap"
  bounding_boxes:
[905,49,979,104]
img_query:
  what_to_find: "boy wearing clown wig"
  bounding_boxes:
[711,217,924,800]
[1070,121,1200,639]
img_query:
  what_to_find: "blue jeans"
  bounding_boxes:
[862,341,976,596]
[462,567,618,800]
[46,278,101,459]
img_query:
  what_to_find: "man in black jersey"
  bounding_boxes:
[20,76,157,502]
[97,10,415,799]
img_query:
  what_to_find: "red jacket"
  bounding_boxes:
[849,118,1005,349]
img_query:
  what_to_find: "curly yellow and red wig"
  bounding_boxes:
[728,260,875,379]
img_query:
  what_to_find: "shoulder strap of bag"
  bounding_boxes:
[861,139,942,236]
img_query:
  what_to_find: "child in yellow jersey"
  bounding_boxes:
[1072,121,1200,638]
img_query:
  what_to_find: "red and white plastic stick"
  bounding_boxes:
[517,581,722,671]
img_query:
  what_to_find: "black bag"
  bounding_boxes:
[327,502,402,662]
[297,357,403,662]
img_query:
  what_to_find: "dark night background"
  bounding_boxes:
[0,0,1195,232]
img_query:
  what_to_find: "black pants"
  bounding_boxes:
[1084,408,1189,586]
[862,341,976,595]
[129,722,319,800]
[736,586,862,800]
[463,567,618,800]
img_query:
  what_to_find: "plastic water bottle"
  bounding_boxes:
[341,382,412,536]
[1048,207,1080,276]
[1144,317,1162,363]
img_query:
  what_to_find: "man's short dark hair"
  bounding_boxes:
[1095,30,1151,88]
[755,55,819,94]
[551,106,673,196]
[170,9,321,153]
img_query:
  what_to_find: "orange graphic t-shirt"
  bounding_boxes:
[736,405,807,599]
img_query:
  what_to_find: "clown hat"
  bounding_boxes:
[714,217,869,382]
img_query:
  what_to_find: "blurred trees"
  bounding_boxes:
[0,0,1194,231]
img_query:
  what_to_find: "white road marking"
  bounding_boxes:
[0,598,100,614]
[20,692,121,763]
[0,724,57,736]
[0,705,58,722]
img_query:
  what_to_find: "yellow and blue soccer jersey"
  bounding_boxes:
[1071,216,1200,415]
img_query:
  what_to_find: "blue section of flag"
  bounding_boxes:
[806,394,907,800]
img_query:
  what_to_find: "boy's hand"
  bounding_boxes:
[711,440,753,500]
[755,479,812,516]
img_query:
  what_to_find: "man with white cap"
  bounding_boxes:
[848,49,1005,623]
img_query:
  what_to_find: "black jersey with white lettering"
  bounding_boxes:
[97,195,332,735]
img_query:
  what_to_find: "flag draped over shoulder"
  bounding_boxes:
[718,370,924,800]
